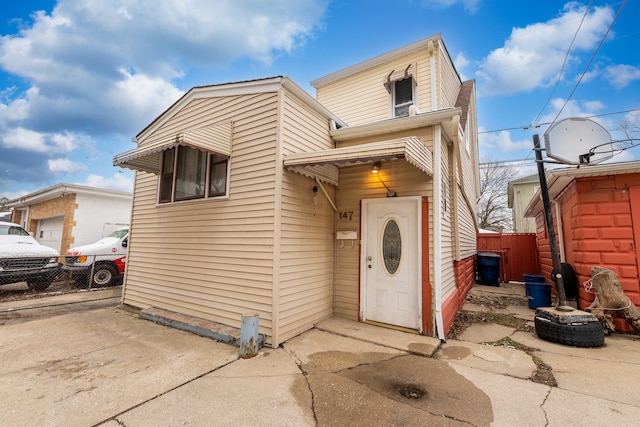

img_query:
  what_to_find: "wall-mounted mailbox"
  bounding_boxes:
[336,230,357,248]
[336,230,357,240]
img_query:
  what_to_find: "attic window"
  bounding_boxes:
[384,63,417,118]
[393,78,415,118]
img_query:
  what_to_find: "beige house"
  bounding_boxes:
[507,175,539,233]
[114,34,480,347]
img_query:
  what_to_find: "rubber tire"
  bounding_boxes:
[535,316,605,348]
[91,263,119,287]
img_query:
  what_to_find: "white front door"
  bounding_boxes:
[361,197,421,330]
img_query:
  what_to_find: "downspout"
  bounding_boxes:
[451,115,461,261]
[554,201,566,262]
[433,124,445,340]
[428,40,437,111]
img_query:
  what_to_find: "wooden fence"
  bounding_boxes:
[477,233,540,283]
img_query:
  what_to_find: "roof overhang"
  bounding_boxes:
[524,161,640,217]
[330,107,461,142]
[5,184,131,208]
[283,136,432,186]
[114,122,233,174]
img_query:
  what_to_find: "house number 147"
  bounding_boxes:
[338,211,354,220]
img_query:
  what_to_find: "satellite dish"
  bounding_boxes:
[543,117,613,165]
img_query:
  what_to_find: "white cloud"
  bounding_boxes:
[2,127,48,152]
[0,0,328,134]
[0,0,328,189]
[48,158,88,173]
[476,3,614,96]
[1,127,86,154]
[479,129,532,153]
[604,64,640,89]
[81,172,134,193]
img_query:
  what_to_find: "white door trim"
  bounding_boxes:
[360,196,422,332]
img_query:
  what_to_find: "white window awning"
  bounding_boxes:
[283,136,432,186]
[113,121,233,174]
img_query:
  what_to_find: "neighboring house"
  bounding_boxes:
[507,174,539,233]
[5,184,132,253]
[114,34,480,347]
[524,162,640,332]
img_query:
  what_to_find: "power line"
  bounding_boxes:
[531,1,592,127]
[479,107,640,135]
[548,0,627,127]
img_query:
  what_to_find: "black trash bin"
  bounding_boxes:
[477,252,501,286]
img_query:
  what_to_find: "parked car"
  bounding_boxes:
[0,221,61,291]
[63,226,129,287]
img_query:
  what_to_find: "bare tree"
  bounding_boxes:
[476,157,518,232]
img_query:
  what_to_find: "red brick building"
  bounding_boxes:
[525,162,640,332]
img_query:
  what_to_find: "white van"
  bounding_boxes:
[63,226,128,287]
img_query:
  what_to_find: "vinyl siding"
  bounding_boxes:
[457,131,479,258]
[438,43,462,109]
[277,90,336,343]
[333,131,434,320]
[316,48,432,126]
[123,91,280,339]
[439,137,457,300]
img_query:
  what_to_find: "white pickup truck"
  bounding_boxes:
[63,226,129,287]
[0,221,61,291]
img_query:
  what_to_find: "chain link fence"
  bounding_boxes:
[0,254,124,293]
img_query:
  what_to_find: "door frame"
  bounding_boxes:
[359,196,423,332]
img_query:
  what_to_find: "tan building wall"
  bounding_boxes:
[314,37,460,126]
[124,91,280,341]
[25,194,78,254]
[124,84,338,346]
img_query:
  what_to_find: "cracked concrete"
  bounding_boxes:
[2,285,640,426]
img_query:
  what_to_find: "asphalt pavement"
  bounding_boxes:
[1,284,639,426]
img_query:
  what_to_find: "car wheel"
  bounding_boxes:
[91,264,119,287]
[535,316,605,348]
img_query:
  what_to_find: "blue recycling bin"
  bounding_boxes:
[524,273,552,309]
[477,252,500,286]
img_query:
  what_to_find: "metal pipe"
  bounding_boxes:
[533,134,567,307]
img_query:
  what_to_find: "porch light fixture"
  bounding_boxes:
[371,162,396,197]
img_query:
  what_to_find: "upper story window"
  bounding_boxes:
[393,78,415,118]
[384,63,417,118]
[159,145,229,203]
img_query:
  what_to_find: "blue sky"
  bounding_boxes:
[0,0,638,199]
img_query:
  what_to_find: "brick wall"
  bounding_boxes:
[537,174,640,332]
[441,254,476,336]
[26,194,78,253]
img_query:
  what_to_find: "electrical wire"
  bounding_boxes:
[531,1,592,127]
[548,0,627,127]
[479,107,640,135]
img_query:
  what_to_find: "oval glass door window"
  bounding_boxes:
[382,219,401,275]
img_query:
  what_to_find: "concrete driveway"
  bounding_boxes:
[2,286,640,426]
